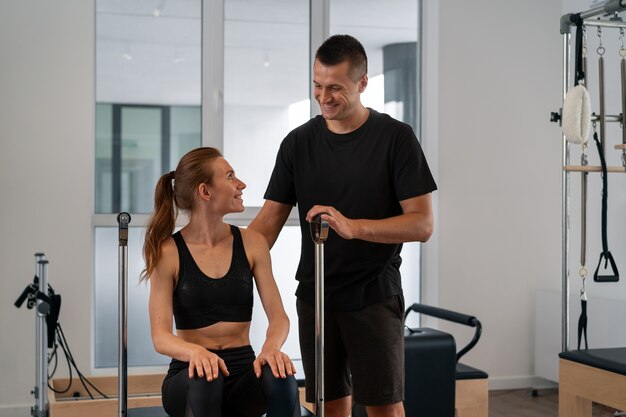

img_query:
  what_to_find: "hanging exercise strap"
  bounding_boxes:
[593,28,619,283]
[574,14,586,85]
[592,125,620,282]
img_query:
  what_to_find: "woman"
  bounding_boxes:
[141,147,300,417]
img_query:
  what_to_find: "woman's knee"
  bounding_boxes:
[187,373,225,408]
[260,364,298,397]
[260,365,301,417]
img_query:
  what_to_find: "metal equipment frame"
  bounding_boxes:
[558,0,626,352]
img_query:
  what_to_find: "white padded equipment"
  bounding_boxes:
[562,84,591,145]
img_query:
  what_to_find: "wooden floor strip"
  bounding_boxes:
[489,389,620,417]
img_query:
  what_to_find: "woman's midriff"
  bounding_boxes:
[176,321,252,350]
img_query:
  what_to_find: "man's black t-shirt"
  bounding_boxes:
[264,109,437,311]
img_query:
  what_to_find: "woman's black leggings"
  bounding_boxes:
[162,345,301,417]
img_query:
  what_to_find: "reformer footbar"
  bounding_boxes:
[309,215,329,417]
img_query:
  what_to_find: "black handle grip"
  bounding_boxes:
[309,213,329,243]
[405,302,483,362]
[117,212,131,246]
[14,286,31,308]
[405,303,478,327]
[594,251,619,282]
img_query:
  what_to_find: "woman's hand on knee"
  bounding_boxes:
[188,346,229,381]
[253,350,296,379]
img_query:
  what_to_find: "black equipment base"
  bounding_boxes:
[404,327,457,417]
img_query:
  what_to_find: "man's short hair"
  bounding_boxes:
[315,34,368,81]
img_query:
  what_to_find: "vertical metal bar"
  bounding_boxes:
[117,212,130,417]
[562,32,571,352]
[415,0,423,141]
[201,0,224,150]
[33,253,44,416]
[36,259,49,417]
[315,242,325,417]
[161,106,171,172]
[112,104,122,213]
[309,0,329,119]
[118,243,127,417]
[310,216,328,417]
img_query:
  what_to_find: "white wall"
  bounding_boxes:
[422,0,564,389]
[0,1,96,415]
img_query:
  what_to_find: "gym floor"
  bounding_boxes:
[490,389,619,417]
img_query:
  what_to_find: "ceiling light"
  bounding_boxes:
[263,51,270,68]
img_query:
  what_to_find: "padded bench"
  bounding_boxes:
[559,348,626,417]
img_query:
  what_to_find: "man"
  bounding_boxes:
[249,34,436,417]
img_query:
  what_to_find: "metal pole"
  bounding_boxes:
[562,32,571,353]
[584,19,626,29]
[310,215,329,417]
[32,252,44,417]
[580,0,626,20]
[117,212,131,417]
[35,259,49,417]
[560,2,626,34]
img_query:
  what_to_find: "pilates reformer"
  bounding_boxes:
[554,2,626,416]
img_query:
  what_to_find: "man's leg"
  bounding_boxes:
[365,402,405,417]
[337,295,406,417]
[324,396,353,417]
[296,299,352,412]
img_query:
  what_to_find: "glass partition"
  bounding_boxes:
[330,0,423,309]
[223,0,310,207]
[94,0,202,367]
[95,0,202,214]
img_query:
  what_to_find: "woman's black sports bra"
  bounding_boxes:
[171,225,254,330]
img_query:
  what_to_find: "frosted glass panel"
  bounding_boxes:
[95,0,202,213]
[330,0,419,130]
[95,104,201,214]
[223,0,309,207]
[94,227,169,367]
[249,227,301,364]
[96,0,201,105]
